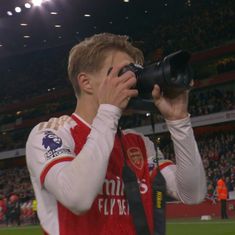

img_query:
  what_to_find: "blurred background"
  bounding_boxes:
[0,0,234,234]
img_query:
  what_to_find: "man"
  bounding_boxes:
[32,198,39,224]
[217,175,228,219]
[6,194,21,226]
[26,33,206,235]
[0,195,7,223]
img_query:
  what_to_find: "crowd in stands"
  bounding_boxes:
[162,131,235,201]
[189,87,235,116]
[0,167,33,203]
[141,0,235,59]
[0,84,234,152]
[0,167,35,225]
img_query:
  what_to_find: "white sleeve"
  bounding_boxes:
[165,115,207,204]
[26,116,76,182]
[27,104,121,215]
[142,116,206,204]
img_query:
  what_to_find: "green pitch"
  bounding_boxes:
[167,219,235,235]
[0,219,234,235]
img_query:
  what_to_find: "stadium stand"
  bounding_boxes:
[0,0,235,226]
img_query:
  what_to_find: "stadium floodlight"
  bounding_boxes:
[32,0,44,7]
[25,3,32,9]
[15,7,22,13]
[7,11,13,16]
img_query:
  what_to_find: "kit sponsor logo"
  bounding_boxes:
[98,176,148,215]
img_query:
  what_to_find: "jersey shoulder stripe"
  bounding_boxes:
[40,156,74,185]
[37,115,74,132]
[150,159,174,182]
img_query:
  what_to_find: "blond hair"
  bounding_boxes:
[68,33,144,97]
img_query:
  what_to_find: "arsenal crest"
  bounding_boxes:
[127,147,144,170]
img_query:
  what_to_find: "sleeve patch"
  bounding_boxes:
[42,131,72,161]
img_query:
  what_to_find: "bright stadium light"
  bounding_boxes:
[7,11,13,16]
[15,7,22,13]
[25,3,32,9]
[32,0,44,7]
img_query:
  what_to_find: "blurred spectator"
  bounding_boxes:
[6,194,21,226]
[31,198,39,225]
[217,175,229,219]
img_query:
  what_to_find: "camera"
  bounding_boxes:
[118,50,193,99]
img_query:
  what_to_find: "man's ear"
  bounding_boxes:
[77,73,93,95]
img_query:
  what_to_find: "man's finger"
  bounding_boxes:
[119,72,136,88]
[108,62,132,79]
[152,84,161,100]
[126,89,138,98]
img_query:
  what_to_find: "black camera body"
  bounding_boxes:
[118,50,193,99]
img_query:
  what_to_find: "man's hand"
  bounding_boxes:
[98,63,138,110]
[152,84,189,121]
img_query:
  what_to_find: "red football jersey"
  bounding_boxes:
[57,114,154,235]
[27,113,173,235]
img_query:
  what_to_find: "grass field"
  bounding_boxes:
[0,219,234,235]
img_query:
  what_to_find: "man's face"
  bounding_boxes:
[90,50,134,98]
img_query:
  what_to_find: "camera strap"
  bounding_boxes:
[151,138,167,235]
[150,114,167,235]
[117,113,167,235]
[117,127,151,235]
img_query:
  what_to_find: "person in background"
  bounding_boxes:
[0,195,7,223]
[32,198,39,224]
[217,174,229,219]
[8,194,21,226]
